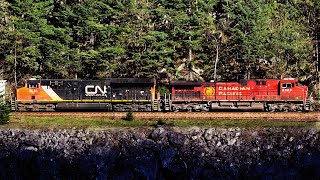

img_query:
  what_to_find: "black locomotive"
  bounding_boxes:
[15,78,156,111]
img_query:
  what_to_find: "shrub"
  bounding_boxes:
[157,119,166,125]
[125,110,134,121]
[156,85,169,96]
[0,103,10,125]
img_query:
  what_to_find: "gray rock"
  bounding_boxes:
[151,127,167,141]
[0,127,319,179]
[228,138,237,146]
[168,132,187,146]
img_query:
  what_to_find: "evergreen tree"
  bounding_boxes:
[0,0,317,85]
[223,0,312,80]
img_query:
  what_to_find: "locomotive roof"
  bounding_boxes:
[170,79,299,86]
[26,78,155,85]
[170,81,203,86]
[109,78,155,84]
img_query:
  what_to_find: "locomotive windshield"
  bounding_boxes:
[282,83,294,88]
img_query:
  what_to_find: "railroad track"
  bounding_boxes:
[11,112,320,121]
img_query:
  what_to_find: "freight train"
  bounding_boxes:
[2,78,311,112]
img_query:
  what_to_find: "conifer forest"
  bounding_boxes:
[0,0,319,89]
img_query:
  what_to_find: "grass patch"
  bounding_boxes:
[6,116,156,129]
[3,115,319,129]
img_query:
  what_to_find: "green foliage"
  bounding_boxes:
[32,75,42,79]
[156,85,169,96]
[0,103,10,125]
[125,110,134,121]
[6,116,318,128]
[0,0,318,85]
[222,0,313,80]
[157,119,166,125]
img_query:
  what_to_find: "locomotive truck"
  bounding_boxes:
[4,78,310,112]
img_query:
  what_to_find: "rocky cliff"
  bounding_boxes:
[0,126,319,179]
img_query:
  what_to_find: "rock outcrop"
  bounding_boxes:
[0,126,319,179]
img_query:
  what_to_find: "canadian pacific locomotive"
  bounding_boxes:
[9,78,310,112]
[169,78,309,112]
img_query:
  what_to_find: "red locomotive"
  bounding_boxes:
[10,78,310,112]
[168,78,309,111]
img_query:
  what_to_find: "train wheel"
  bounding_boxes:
[187,107,192,112]
[172,106,179,112]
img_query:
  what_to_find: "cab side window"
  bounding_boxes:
[282,83,294,89]
[28,84,38,88]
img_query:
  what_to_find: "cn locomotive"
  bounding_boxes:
[6,78,310,112]
[14,78,156,111]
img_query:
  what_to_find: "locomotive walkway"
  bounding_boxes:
[12,112,320,121]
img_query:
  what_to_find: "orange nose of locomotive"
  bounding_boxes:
[16,79,54,101]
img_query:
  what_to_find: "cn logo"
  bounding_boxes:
[85,85,108,96]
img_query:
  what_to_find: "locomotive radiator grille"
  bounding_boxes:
[11,99,16,111]
[153,100,159,111]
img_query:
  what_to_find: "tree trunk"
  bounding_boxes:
[14,38,17,87]
[213,45,219,81]
[189,47,193,81]
[316,36,319,83]
[188,34,193,81]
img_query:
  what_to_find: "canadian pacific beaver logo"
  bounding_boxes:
[204,87,215,96]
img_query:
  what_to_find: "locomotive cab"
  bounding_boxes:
[279,78,307,101]
[16,79,49,101]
